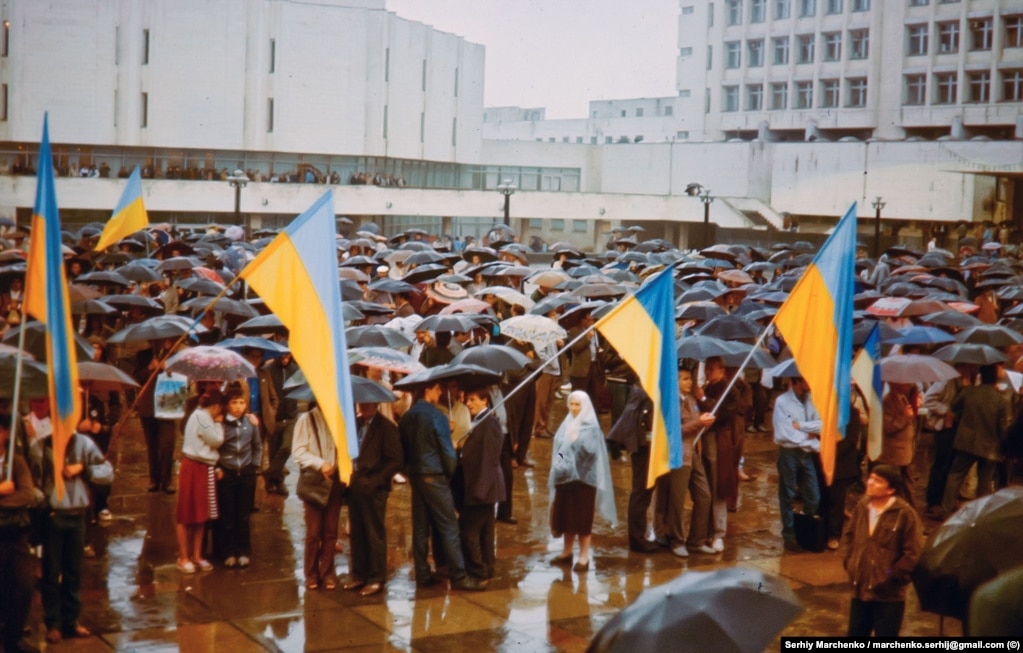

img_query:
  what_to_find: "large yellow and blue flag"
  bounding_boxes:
[94,165,148,251]
[774,202,857,484]
[237,191,359,481]
[851,322,883,461]
[23,114,81,499]
[596,267,681,488]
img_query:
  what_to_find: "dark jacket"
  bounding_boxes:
[952,384,1012,462]
[843,496,923,602]
[0,454,36,534]
[567,326,594,378]
[352,413,404,494]
[399,400,456,477]
[459,411,506,506]
[607,386,652,453]
[879,391,916,467]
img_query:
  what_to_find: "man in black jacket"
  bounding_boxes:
[343,403,404,597]
[458,389,506,581]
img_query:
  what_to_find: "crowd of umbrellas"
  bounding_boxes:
[2,219,1023,642]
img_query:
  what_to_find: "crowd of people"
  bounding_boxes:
[1,218,1023,650]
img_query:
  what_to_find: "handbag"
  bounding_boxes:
[794,511,827,552]
[295,414,333,508]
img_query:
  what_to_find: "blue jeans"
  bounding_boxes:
[42,511,86,632]
[776,447,820,540]
[409,474,467,583]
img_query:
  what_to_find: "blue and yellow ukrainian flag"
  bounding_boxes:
[238,191,359,481]
[94,165,148,251]
[774,203,857,484]
[851,322,883,461]
[23,114,81,499]
[596,267,681,488]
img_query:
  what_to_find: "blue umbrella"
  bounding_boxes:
[890,326,956,346]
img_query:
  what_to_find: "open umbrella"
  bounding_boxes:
[349,346,424,375]
[695,315,761,341]
[439,298,492,315]
[955,325,1023,348]
[101,294,164,313]
[107,315,206,344]
[165,345,256,382]
[500,315,567,349]
[529,294,578,316]
[587,567,802,653]
[920,311,983,330]
[368,278,419,295]
[2,322,93,362]
[393,362,502,391]
[218,336,290,358]
[529,269,573,289]
[180,296,258,318]
[76,270,131,287]
[569,283,628,300]
[117,263,163,283]
[415,314,483,334]
[880,354,958,383]
[175,277,226,296]
[912,487,1023,620]
[676,301,726,322]
[234,314,289,336]
[890,326,957,346]
[77,361,140,393]
[451,344,531,372]
[865,296,911,317]
[345,325,413,348]
[477,286,534,310]
[931,343,1008,366]
[402,263,448,284]
[71,299,118,316]
[0,355,50,398]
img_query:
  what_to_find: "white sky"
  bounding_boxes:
[385,0,680,119]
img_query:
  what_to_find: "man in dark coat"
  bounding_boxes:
[606,384,657,552]
[0,413,38,653]
[344,402,404,597]
[458,389,506,581]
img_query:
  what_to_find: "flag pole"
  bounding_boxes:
[5,320,30,480]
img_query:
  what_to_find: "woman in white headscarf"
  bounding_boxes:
[548,390,616,572]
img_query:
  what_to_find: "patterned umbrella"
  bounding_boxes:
[500,315,567,349]
[165,345,256,382]
[349,346,424,375]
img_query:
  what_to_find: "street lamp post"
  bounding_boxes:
[685,182,714,250]
[496,178,516,227]
[227,169,249,226]
[872,196,886,259]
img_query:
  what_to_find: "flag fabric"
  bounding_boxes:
[595,268,681,488]
[237,191,359,481]
[94,165,148,251]
[851,323,883,461]
[23,114,81,499]
[774,202,857,485]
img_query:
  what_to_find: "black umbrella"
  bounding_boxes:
[587,567,801,653]
[462,246,499,263]
[116,263,163,283]
[676,335,741,361]
[529,294,578,316]
[415,314,482,334]
[2,322,93,362]
[368,278,420,295]
[451,344,531,372]
[100,294,164,313]
[853,320,903,346]
[695,315,761,341]
[285,373,397,404]
[107,315,206,344]
[180,296,258,318]
[78,361,140,393]
[155,256,198,272]
[920,311,983,330]
[344,301,393,316]
[234,313,289,336]
[393,362,502,390]
[71,299,118,316]
[0,355,52,398]
[345,325,413,348]
[402,263,448,284]
[76,270,132,287]
[931,343,1008,365]
[913,487,1023,620]
[175,277,226,296]
[955,325,1023,348]
[675,301,726,322]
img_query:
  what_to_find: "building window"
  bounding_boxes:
[562,136,570,143]
[726,41,741,68]
[776,0,791,19]
[636,107,644,117]
[707,45,713,69]
[682,5,695,14]
[723,86,739,111]
[800,0,816,18]
[852,0,869,10]
[847,77,867,106]
[771,82,788,109]
[419,112,425,142]
[1001,69,1023,102]
[909,0,928,6]
[0,84,6,121]
[384,48,389,82]
[823,32,842,61]
[383,105,388,138]
[551,219,565,231]
[664,105,674,115]
[727,0,742,25]
[421,59,427,91]
[748,39,764,67]
[267,98,274,133]
[678,89,691,98]
[454,67,459,96]
[967,72,990,103]
[747,84,764,110]
[934,73,957,104]
[590,136,598,144]
[821,79,840,107]
[797,34,815,63]
[773,37,790,64]
[605,136,613,144]
[142,28,149,65]
[850,29,869,59]
[1007,17,1023,48]
[905,74,926,104]
[970,19,992,51]
[141,92,148,128]
[708,2,715,26]
[573,220,587,233]
[677,130,690,138]
[269,38,275,73]
[680,46,693,56]
[826,0,842,15]
[1,20,8,57]
[796,81,813,107]
[907,25,929,55]
[938,22,959,54]
[452,118,457,146]
[751,0,767,23]
[706,88,712,113]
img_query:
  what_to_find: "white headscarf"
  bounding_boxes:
[549,390,617,527]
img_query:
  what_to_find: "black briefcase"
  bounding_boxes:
[794,511,827,552]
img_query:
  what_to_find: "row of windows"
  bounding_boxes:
[722,30,867,69]
[907,17,1023,56]
[722,78,866,111]
[592,106,675,118]
[724,0,870,26]
[904,70,1023,104]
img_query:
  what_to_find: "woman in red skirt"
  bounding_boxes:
[176,389,225,574]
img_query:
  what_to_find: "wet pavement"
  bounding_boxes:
[23,407,962,652]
